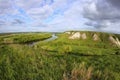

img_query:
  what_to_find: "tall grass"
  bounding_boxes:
[0,32,120,80]
[63,62,93,80]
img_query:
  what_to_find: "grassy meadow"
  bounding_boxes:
[0,31,120,80]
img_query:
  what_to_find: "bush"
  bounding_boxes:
[58,45,72,54]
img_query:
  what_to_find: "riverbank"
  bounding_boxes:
[0,33,52,45]
[28,34,58,46]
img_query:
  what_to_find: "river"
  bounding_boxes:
[28,34,58,46]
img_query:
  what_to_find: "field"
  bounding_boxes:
[0,31,120,80]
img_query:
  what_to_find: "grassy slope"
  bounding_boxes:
[0,33,52,44]
[41,31,120,55]
[0,31,120,80]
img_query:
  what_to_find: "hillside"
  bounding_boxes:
[65,31,120,48]
[46,31,120,56]
[0,32,120,80]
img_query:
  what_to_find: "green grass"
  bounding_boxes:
[0,33,52,44]
[0,31,120,80]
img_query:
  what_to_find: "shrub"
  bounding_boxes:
[58,45,72,54]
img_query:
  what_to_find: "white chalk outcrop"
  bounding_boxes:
[65,32,71,34]
[67,31,120,48]
[69,32,87,40]
[93,34,99,41]
[69,32,81,39]
[109,36,120,47]
[81,33,87,40]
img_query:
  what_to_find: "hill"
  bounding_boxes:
[65,31,120,48]
[48,31,120,56]
[0,31,120,80]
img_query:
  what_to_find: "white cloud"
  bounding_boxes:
[83,0,120,33]
[0,0,120,33]
[15,0,44,10]
[0,0,18,15]
[27,5,53,20]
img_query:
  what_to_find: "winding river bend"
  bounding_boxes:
[28,34,58,46]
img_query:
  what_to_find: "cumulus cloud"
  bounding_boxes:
[83,0,120,33]
[15,0,53,10]
[15,0,43,10]
[106,0,120,9]
[12,19,25,24]
[0,0,120,33]
[0,20,5,26]
[0,0,12,15]
[15,0,54,20]
[0,0,18,15]
[27,5,53,20]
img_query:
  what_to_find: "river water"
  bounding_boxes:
[28,34,58,46]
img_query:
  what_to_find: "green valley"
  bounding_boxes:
[0,31,120,80]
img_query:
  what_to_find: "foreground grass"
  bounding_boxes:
[0,32,120,80]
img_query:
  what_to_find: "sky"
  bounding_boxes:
[0,0,120,33]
